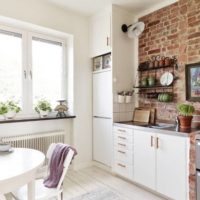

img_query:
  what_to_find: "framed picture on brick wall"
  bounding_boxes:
[186,62,200,101]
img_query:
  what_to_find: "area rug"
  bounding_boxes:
[70,187,125,200]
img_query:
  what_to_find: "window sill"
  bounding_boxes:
[0,114,76,124]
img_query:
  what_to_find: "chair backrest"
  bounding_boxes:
[46,143,75,190]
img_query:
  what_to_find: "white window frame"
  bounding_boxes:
[0,23,69,117]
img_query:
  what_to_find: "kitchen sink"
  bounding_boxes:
[149,123,175,129]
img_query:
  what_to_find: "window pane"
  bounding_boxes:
[32,37,63,108]
[0,30,22,103]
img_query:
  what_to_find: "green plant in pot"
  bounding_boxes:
[0,101,21,119]
[177,103,195,129]
[35,100,52,118]
[148,76,156,86]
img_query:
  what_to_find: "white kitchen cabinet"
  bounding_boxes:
[156,133,188,200]
[93,117,112,166]
[89,8,111,57]
[133,129,188,200]
[134,130,156,189]
[113,126,134,180]
[93,70,112,118]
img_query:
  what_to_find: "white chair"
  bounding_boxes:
[12,143,75,200]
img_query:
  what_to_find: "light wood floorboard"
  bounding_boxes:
[63,166,166,200]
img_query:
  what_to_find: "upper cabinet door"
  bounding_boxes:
[156,133,188,200]
[93,71,112,117]
[89,9,111,57]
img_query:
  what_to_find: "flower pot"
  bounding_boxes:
[118,95,125,103]
[4,110,16,119]
[39,110,49,118]
[178,115,193,129]
[125,95,132,103]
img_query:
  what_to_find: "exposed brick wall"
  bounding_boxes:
[138,0,200,122]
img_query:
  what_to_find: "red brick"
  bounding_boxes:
[188,32,200,39]
[148,49,161,54]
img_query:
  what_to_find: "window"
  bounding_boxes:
[32,37,64,107]
[0,26,68,116]
[0,30,22,103]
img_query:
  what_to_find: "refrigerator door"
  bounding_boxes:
[93,70,112,118]
[93,117,112,166]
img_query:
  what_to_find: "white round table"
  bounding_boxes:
[0,148,45,200]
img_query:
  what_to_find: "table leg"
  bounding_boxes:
[0,194,6,200]
[27,180,35,200]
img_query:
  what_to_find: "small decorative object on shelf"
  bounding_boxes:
[35,100,52,118]
[177,103,195,129]
[0,101,21,119]
[158,93,173,102]
[55,100,68,118]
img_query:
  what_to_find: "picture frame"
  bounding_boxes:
[93,56,103,71]
[103,53,111,69]
[186,62,200,101]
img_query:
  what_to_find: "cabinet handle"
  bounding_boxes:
[156,137,159,149]
[118,150,126,154]
[24,70,27,79]
[118,136,126,140]
[117,129,126,133]
[151,136,153,147]
[118,143,126,147]
[106,37,109,46]
[117,163,126,168]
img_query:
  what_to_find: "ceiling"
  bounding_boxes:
[43,0,178,17]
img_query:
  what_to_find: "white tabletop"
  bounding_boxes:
[0,148,45,194]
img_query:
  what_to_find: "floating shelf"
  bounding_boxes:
[138,65,174,72]
[134,85,173,89]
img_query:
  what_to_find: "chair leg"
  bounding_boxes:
[61,192,63,200]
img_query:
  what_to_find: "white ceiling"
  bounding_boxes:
[43,0,178,17]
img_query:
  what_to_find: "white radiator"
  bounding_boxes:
[0,130,66,155]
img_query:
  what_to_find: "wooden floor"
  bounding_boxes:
[63,166,166,200]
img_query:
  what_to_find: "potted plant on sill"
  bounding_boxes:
[0,101,21,119]
[177,103,195,129]
[35,100,52,118]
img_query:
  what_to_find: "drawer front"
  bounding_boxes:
[113,160,133,180]
[114,133,133,144]
[114,140,133,151]
[114,148,133,164]
[113,126,133,136]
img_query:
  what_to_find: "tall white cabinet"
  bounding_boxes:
[90,5,135,167]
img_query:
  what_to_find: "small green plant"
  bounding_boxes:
[177,103,195,117]
[0,102,8,115]
[7,101,21,113]
[35,100,52,113]
[0,101,21,115]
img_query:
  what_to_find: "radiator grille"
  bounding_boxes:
[0,130,65,155]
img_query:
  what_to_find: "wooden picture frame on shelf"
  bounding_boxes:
[93,56,103,71]
[186,62,200,101]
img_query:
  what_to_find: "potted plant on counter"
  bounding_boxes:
[0,101,21,119]
[35,100,52,118]
[177,103,195,129]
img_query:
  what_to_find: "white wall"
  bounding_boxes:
[0,0,92,169]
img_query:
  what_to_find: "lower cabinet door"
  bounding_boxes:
[156,134,188,200]
[133,130,156,190]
